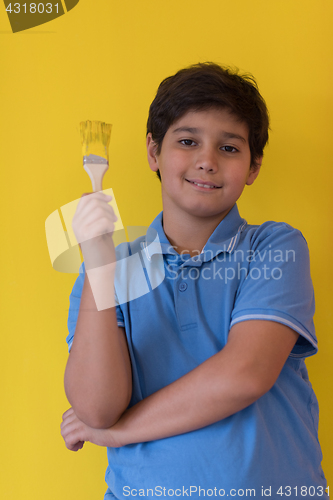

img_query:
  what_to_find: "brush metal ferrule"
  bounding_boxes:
[83,154,109,165]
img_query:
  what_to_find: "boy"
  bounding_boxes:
[61,63,328,499]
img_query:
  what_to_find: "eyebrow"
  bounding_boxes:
[171,126,247,143]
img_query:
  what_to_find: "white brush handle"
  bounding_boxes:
[83,163,108,192]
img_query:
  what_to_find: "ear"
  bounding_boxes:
[246,156,262,186]
[146,133,159,172]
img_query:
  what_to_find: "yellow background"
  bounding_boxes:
[1,1,332,498]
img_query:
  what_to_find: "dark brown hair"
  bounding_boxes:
[146,62,269,181]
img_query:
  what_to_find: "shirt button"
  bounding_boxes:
[179,282,188,292]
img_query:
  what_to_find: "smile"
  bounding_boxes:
[185,179,221,189]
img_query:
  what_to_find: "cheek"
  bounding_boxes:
[170,153,187,170]
[226,169,246,183]
[226,172,249,194]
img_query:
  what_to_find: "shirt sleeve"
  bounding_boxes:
[66,261,125,353]
[230,222,317,358]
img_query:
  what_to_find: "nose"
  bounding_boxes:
[195,145,219,173]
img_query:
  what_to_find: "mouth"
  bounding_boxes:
[185,179,222,189]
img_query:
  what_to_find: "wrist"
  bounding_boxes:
[81,234,116,271]
[89,421,127,448]
[85,262,116,311]
[107,418,130,448]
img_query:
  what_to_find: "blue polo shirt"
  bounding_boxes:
[67,204,328,500]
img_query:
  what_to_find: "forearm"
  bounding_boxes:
[83,321,297,448]
[99,349,262,447]
[64,268,132,429]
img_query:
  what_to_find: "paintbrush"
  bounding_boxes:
[80,120,112,192]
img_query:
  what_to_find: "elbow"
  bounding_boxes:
[67,393,131,429]
[89,390,132,429]
[64,381,132,429]
[233,358,281,403]
[64,359,132,429]
[77,407,126,429]
[221,371,275,410]
[245,374,276,402]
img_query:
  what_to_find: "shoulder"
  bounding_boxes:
[241,220,309,252]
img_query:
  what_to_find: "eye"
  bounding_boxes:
[180,139,196,146]
[222,145,238,153]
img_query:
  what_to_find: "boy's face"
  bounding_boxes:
[147,108,261,223]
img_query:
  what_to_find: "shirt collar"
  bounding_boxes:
[141,204,247,262]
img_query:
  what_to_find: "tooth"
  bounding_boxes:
[190,180,216,188]
[195,182,215,188]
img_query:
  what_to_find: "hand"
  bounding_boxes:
[72,192,118,270]
[61,407,91,451]
[61,408,124,450]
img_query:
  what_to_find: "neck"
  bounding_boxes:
[162,207,232,258]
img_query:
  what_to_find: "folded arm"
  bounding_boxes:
[61,320,298,449]
[64,272,132,429]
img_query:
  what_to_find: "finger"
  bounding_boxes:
[64,430,86,451]
[62,407,74,420]
[77,192,112,212]
[76,197,115,225]
[77,203,117,231]
[61,419,86,443]
[61,411,82,431]
[65,435,83,451]
[73,197,115,233]
[80,191,111,200]
[74,194,112,226]
[61,412,79,430]
[75,210,117,245]
[81,191,110,198]
[82,215,116,239]
[61,424,81,444]
[67,441,85,452]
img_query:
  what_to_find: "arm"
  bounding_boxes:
[64,192,132,429]
[64,276,132,429]
[61,320,298,448]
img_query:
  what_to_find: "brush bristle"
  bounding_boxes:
[80,120,112,159]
